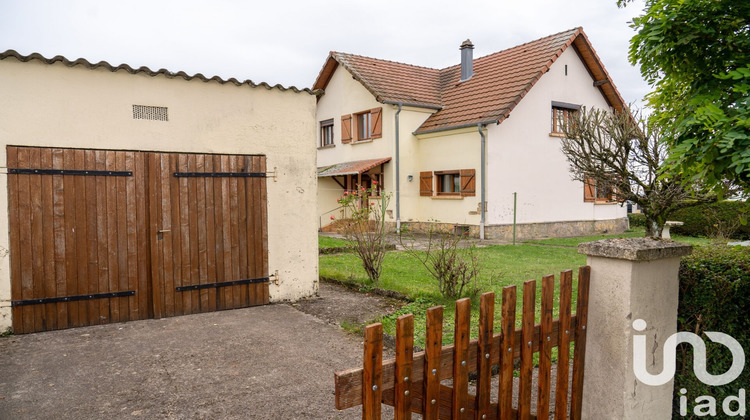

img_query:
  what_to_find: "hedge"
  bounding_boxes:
[669,201,750,239]
[673,245,750,418]
[628,213,646,228]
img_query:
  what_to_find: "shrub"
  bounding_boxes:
[669,201,750,240]
[399,224,481,299]
[336,184,391,284]
[628,213,646,228]
[674,246,750,418]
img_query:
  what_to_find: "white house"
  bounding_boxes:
[0,50,319,333]
[314,27,629,239]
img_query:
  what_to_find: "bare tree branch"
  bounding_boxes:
[561,107,720,237]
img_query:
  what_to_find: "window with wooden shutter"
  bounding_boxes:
[341,114,352,144]
[583,177,596,202]
[370,107,382,139]
[460,169,476,197]
[420,171,433,196]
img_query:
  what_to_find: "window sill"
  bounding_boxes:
[549,132,566,138]
[593,200,618,205]
[431,195,463,200]
[352,139,374,145]
[317,144,335,150]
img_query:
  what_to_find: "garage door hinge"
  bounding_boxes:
[267,167,278,182]
[269,270,280,285]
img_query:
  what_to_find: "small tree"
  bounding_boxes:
[560,107,717,237]
[336,184,390,284]
[399,224,481,299]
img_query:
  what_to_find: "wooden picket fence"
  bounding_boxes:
[334,266,591,419]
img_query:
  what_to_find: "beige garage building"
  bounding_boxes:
[0,50,319,333]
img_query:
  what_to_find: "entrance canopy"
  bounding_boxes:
[317,157,391,177]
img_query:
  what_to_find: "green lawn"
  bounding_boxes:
[319,228,713,350]
[318,235,351,249]
[320,244,586,349]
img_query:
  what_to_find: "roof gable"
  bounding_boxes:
[312,28,627,134]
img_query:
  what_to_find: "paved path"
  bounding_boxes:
[0,304,367,419]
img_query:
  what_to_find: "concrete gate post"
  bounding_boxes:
[577,238,692,420]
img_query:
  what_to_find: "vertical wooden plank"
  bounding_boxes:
[220,155,233,308]
[148,153,164,319]
[28,147,44,332]
[52,149,68,329]
[166,154,181,316]
[177,154,190,316]
[95,150,110,323]
[17,147,35,332]
[62,148,79,327]
[72,149,90,326]
[105,150,120,322]
[195,155,209,312]
[570,266,591,420]
[134,152,150,319]
[115,151,129,320]
[125,152,139,320]
[554,270,573,420]
[187,154,200,314]
[363,323,383,420]
[228,156,241,309]
[258,156,269,304]
[236,156,249,307]
[204,155,218,311]
[161,153,176,317]
[537,275,555,419]
[246,155,259,306]
[476,292,495,419]
[212,155,226,309]
[453,298,471,420]
[519,280,536,420]
[423,306,443,420]
[84,150,100,325]
[7,147,24,332]
[40,148,57,330]
[394,314,414,420]
[498,286,516,420]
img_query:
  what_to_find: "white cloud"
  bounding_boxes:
[0,0,649,104]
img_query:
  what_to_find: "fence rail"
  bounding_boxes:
[334,266,591,420]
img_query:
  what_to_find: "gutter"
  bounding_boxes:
[478,124,486,240]
[413,118,499,136]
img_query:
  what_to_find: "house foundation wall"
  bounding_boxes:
[391,217,629,241]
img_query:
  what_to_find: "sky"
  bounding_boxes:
[0,0,650,107]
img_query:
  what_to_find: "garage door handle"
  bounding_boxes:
[157,229,171,233]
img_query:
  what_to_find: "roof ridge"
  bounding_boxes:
[333,51,440,72]
[0,49,318,95]
[438,27,581,72]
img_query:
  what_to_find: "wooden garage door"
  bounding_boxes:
[7,146,268,334]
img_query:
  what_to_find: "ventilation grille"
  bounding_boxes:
[133,105,168,121]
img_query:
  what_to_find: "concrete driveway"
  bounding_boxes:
[0,304,367,419]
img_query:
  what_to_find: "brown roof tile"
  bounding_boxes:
[312,28,627,134]
[318,157,392,177]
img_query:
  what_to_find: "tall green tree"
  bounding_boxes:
[619,0,750,191]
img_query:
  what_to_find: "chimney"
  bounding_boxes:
[460,39,474,82]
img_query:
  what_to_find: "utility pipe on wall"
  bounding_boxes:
[478,124,486,240]
[394,103,402,232]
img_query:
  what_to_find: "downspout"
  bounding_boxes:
[395,103,402,233]
[478,124,486,240]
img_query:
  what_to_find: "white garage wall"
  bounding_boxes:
[0,56,319,330]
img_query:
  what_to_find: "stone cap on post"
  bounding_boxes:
[578,237,693,261]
